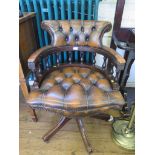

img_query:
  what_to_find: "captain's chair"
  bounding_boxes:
[26,20,125,153]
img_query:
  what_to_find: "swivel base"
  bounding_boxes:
[112,120,135,150]
[42,116,93,154]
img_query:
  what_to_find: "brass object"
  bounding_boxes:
[112,105,135,150]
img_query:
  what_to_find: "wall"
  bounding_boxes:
[97,0,135,87]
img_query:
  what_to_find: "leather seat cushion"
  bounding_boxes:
[27,67,124,116]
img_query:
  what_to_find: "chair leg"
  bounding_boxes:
[28,107,38,122]
[76,118,93,153]
[42,116,71,142]
[31,109,38,122]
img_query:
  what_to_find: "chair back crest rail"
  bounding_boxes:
[27,20,125,91]
[41,20,112,47]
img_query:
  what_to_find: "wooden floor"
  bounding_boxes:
[19,91,135,155]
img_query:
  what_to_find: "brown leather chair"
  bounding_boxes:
[26,20,125,153]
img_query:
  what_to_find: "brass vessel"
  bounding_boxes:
[112,105,135,150]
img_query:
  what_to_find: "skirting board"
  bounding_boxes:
[126,82,135,87]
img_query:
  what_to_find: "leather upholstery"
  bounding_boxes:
[41,20,112,47]
[27,67,124,117]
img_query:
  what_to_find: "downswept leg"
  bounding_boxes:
[76,118,93,153]
[42,116,71,142]
[27,107,38,122]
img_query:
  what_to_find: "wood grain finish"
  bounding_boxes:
[23,19,126,154]
[19,62,29,98]
[76,118,93,153]
[20,94,134,155]
[19,12,39,121]
[28,45,125,69]
[113,0,125,31]
[42,117,71,142]
[110,0,135,93]
[27,45,125,93]
[19,12,39,77]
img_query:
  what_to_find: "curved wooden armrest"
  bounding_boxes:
[101,46,126,70]
[28,45,53,64]
[28,45,126,71]
[27,45,125,92]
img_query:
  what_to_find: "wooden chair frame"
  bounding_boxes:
[26,44,125,153]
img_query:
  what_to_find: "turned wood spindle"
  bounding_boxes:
[80,51,84,64]
[110,65,114,76]
[45,56,50,70]
[56,53,60,66]
[37,62,42,77]
[31,70,39,90]
[68,51,72,64]
[107,60,114,75]
[92,52,96,65]
[102,56,107,70]
[115,68,121,82]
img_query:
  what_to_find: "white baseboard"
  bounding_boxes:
[126,82,135,87]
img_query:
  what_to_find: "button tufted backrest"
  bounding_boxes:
[41,20,112,47]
